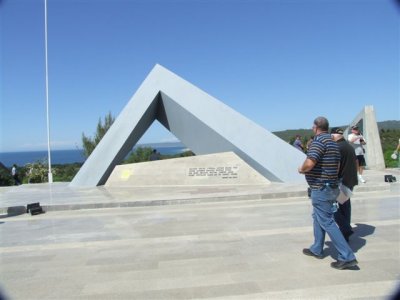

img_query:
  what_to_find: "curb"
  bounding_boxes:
[0,183,392,217]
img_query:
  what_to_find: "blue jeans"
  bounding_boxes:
[310,186,356,262]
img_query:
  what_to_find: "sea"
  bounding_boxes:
[0,146,188,168]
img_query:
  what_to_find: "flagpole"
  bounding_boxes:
[44,0,53,183]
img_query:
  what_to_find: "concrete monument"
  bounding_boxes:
[70,64,305,187]
[105,152,271,187]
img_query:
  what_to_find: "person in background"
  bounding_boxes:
[293,135,304,152]
[331,127,358,242]
[149,149,160,161]
[298,116,357,270]
[11,164,21,185]
[347,126,367,183]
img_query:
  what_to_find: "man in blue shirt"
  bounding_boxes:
[293,135,304,152]
[298,116,358,270]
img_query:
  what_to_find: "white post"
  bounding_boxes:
[44,0,53,183]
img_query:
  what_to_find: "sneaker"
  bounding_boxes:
[302,248,323,259]
[330,259,358,270]
[358,175,366,183]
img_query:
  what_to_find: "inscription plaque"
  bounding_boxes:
[188,166,238,179]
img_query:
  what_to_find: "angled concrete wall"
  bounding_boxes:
[344,105,385,170]
[105,152,271,187]
[70,64,306,187]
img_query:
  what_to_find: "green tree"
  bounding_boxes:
[52,163,82,182]
[82,112,115,158]
[124,147,154,164]
[25,161,49,183]
[379,129,400,168]
[0,163,13,186]
[177,150,195,158]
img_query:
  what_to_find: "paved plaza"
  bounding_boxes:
[0,169,399,299]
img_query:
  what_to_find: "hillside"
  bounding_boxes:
[273,120,400,143]
[273,120,399,168]
[377,120,400,130]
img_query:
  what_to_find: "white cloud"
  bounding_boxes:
[160,136,180,143]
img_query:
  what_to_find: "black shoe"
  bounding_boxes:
[330,259,358,270]
[302,248,323,259]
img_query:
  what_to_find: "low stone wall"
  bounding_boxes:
[105,152,270,187]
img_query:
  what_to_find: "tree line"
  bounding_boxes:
[1,114,398,186]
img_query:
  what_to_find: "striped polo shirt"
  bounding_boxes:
[305,132,340,189]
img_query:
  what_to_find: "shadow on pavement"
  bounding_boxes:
[350,223,376,252]
[0,206,26,218]
[324,223,376,265]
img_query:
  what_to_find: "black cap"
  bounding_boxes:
[351,125,359,130]
[331,127,344,134]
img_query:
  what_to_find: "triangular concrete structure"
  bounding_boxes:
[344,105,385,170]
[105,152,271,187]
[70,64,306,187]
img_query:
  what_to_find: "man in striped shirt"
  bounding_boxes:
[298,116,358,270]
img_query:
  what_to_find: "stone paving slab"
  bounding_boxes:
[0,183,399,299]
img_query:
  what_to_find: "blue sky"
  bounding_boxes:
[1,0,399,152]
